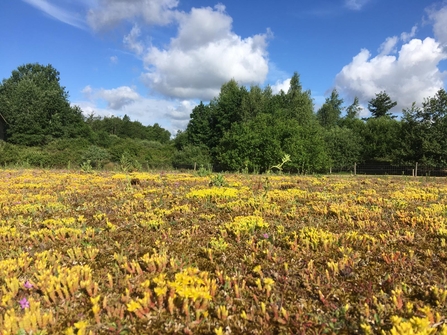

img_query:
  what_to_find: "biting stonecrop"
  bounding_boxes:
[1,169,447,334]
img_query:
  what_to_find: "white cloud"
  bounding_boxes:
[140,5,271,100]
[98,86,141,109]
[378,36,398,56]
[427,4,447,47]
[87,0,179,31]
[22,0,86,29]
[82,85,93,96]
[344,0,371,11]
[335,36,447,112]
[271,78,290,94]
[76,85,195,134]
[83,85,141,110]
[110,55,118,64]
[401,25,418,43]
[123,25,144,56]
[164,100,196,130]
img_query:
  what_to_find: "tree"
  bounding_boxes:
[216,114,282,172]
[240,85,265,122]
[316,89,343,128]
[367,91,397,119]
[400,89,447,165]
[285,72,315,125]
[345,97,362,120]
[323,127,362,169]
[361,117,401,162]
[208,80,247,148]
[0,63,90,145]
[186,102,212,147]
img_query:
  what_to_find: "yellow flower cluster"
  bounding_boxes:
[186,187,240,199]
[225,215,269,237]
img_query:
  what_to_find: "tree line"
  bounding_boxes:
[0,63,173,169]
[1,63,446,172]
[174,73,447,173]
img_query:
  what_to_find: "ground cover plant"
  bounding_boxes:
[1,170,447,334]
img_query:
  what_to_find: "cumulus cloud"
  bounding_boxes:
[83,85,141,109]
[98,86,141,109]
[76,85,195,134]
[87,0,179,31]
[344,0,371,11]
[271,78,291,94]
[140,5,271,100]
[378,36,398,56]
[335,36,447,111]
[164,100,196,130]
[335,5,447,113]
[22,0,86,29]
[426,4,447,47]
[401,25,418,43]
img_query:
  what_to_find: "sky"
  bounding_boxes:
[1,0,447,135]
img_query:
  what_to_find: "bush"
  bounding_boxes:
[45,138,91,168]
[82,145,111,168]
[172,145,211,170]
[0,141,20,166]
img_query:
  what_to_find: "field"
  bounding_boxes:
[1,169,447,335]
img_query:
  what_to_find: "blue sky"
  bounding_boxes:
[1,0,446,134]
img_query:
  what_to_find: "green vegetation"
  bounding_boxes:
[1,63,447,172]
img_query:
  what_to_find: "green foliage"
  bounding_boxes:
[345,97,362,121]
[120,151,141,172]
[3,62,447,172]
[0,141,20,166]
[400,89,447,166]
[172,145,211,169]
[197,164,212,177]
[324,127,362,170]
[82,145,110,168]
[173,130,189,150]
[316,89,343,128]
[86,114,171,143]
[285,72,315,125]
[80,160,93,173]
[281,121,330,174]
[268,154,291,174]
[44,138,90,168]
[367,91,397,119]
[186,102,212,147]
[209,173,228,187]
[361,117,401,162]
[216,114,282,172]
[0,63,90,145]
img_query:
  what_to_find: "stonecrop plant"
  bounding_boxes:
[1,169,447,334]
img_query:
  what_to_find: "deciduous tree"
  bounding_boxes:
[0,63,90,145]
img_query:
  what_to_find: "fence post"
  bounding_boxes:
[194,162,197,171]
[330,167,332,174]
[415,162,418,177]
[354,163,357,176]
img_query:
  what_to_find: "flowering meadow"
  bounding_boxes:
[1,170,447,335]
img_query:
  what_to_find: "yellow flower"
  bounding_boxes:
[214,326,224,335]
[90,295,100,305]
[154,286,168,297]
[127,300,142,312]
[74,320,89,330]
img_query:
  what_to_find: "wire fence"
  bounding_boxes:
[331,163,447,177]
[145,162,447,177]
